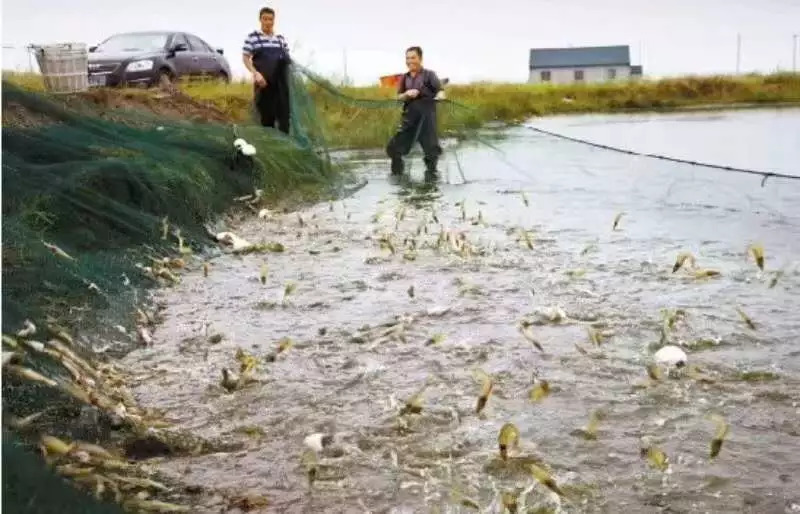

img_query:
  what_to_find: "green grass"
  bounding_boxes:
[5,71,800,149]
[183,72,800,148]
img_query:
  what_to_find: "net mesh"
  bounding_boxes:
[1,71,341,329]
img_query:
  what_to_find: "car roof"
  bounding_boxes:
[108,31,175,37]
[103,31,216,47]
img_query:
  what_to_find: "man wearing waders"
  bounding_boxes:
[242,7,291,134]
[386,46,446,180]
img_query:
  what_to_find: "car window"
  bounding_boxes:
[186,34,211,53]
[171,33,189,49]
[196,37,214,53]
[96,33,168,53]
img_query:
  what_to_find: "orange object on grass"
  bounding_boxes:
[379,74,404,88]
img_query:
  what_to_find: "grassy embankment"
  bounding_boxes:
[183,72,800,148]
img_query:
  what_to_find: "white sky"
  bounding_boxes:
[2,0,800,85]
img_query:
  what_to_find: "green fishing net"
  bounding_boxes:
[1,70,338,329]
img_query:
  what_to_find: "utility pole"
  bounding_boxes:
[342,48,348,86]
[793,34,798,73]
[735,33,741,74]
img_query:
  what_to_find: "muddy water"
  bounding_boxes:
[122,110,800,513]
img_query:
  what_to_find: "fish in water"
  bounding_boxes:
[529,463,566,497]
[17,320,37,338]
[709,414,730,458]
[283,281,297,301]
[501,490,519,513]
[571,410,601,440]
[641,446,669,471]
[42,241,76,261]
[473,369,494,414]
[301,449,319,487]
[612,212,624,231]
[400,384,427,416]
[768,270,783,288]
[693,269,721,279]
[746,243,765,271]
[736,307,756,330]
[673,251,696,273]
[529,379,550,403]
[519,322,544,352]
[498,422,520,461]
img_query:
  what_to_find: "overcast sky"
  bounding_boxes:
[2,0,799,85]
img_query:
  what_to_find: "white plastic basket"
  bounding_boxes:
[32,42,89,94]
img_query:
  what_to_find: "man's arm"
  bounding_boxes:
[243,34,266,86]
[242,35,255,72]
[242,53,256,74]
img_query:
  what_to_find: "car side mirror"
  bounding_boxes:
[215,48,224,55]
[89,46,97,53]
[172,43,188,53]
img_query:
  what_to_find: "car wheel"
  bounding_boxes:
[217,71,230,83]
[155,69,175,91]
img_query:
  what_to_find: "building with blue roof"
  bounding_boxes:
[528,45,643,84]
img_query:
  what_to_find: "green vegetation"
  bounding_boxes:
[6,71,800,150]
[185,72,800,148]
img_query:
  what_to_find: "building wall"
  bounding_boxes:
[528,65,634,85]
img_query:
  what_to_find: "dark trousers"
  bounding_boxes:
[254,82,290,134]
[385,103,442,173]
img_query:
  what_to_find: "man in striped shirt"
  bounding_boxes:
[243,7,291,134]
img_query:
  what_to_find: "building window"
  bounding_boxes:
[540,70,551,82]
[574,70,584,81]
[606,68,617,80]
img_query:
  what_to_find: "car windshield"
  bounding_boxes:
[95,34,168,53]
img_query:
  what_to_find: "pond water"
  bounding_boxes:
[122,108,800,513]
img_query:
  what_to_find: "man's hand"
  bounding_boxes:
[253,71,267,88]
[405,89,420,99]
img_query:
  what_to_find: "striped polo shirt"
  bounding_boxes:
[243,31,290,79]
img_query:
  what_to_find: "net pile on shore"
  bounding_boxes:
[2,76,340,323]
[1,73,341,512]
